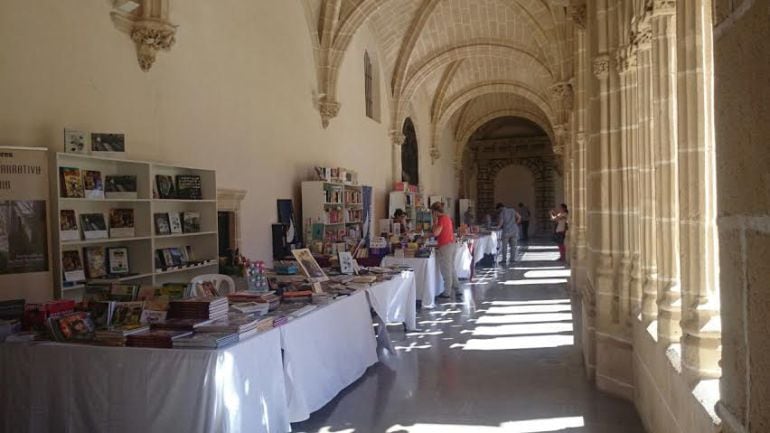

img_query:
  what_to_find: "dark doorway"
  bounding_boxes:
[401,117,419,185]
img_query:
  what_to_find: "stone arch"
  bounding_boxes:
[455,109,555,158]
[477,157,554,235]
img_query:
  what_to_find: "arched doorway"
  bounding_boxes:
[401,118,419,185]
[494,164,537,233]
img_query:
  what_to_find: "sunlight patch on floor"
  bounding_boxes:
[483,299,570,306]
[386,416,585,432]
[453,334,574,351]
[475,313,574,324]
[499,278,568,286]
[523,269,571,279]
[462,322,574,337]
[484,304,572,314]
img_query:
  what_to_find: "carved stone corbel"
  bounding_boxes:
[567,4,587,30]
[389,130,406,147]
[616,45,639,74]
[111,0,177,72]
[318,97,341,128]
[592,55,611,79]
[430,147,441,164]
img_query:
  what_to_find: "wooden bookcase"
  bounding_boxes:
[51,153,218,300]
[301,181,365,251]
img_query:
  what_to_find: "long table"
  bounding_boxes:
[381,253,441,308]
[0,274,419,432]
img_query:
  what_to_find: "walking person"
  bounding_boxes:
[431,202,462,300]
[550,203,569,261]
[496,203,521,266]
[518,202,531,242]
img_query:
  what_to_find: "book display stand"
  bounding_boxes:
[51,153,218,300]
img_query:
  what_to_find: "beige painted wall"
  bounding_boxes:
[494,164,536,231]
[0,2,455,265]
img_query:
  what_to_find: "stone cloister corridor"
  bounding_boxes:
[295,243,648,433]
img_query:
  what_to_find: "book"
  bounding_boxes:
[109,284,140,301]
[154,213,171,235]
[62,250,86,282]
[0,299,25,322]
[173,332,238,349]
[83,284,112,301]
[110,301,144,328]
[91,133,125,152]
[64,129,87,154]
[168,247,184,266]
[60,167,84,198]
[150,318,215,331]
[159,283,187,300]
[84,246,107,279]
[161,248,175,268]
[83,170,104,199]
[108,208,135,238]
[126,329,192,348]
[50,311,95,342]
[196,313,261,334]
[80,213,108,240]
[182,212,201,233]
[175,175,202,200]
[155,175,176,199]
[60,209,80,242]
[139,309,167,324]
[168,212,183,234]
[104,175,137,199]
[106,247,129,274]
[87,301,115,329]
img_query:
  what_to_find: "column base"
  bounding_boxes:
[595,331,634,401]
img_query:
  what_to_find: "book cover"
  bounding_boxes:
[83,284,111,301]
[108,208,135,238]
[83,170,104,199]
[106,247,129,275]
[64,129,87,154]
[83,246,107,279]
[91,133,125,152]
[62,250,86,282]
[104,175,137,199]
[109,284,139,302]
[184,245,195,262]
[155,175,175,199]
[162,248,175,268]
[139,309,167,324]
[60,209,80,242]
[160,283,187,300]
[80,213,108,240]
[175,175,202,200]
[60,167,84,198]
[110,301,144,328]
[88,301,115,329]
[182,212,200,233]
[168,212,183,234]
[154,213,171,235]
[54,311,95,341]
[169,247,185,266]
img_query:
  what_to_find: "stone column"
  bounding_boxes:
[650,2,681,346]
[676,0,721,383]
[390,130,405,186]
[588,0,633,400]
[635,19,658,325]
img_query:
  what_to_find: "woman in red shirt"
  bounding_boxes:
[431,202,461,300]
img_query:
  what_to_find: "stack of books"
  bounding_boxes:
[150,318,215,331]
[173,332,239,349]
[282,290,313,304]
[229,302,270,316]
[168,297,228,321]
[94,324,150,346]
[195,312,261,340]
[126,329,193,348]
[227,291,280,311]
[254,315,276,332]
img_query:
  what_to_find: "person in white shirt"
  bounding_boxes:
[550,203,569,261]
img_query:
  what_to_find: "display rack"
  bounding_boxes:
[302,181,365,252]
[388,190,426,228]
[51,153,218,300]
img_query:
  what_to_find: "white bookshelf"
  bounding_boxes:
[51,153,219,300]
[302,181,365,251]
[388,190,426,227]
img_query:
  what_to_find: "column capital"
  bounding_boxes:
[592,54,611,79]
[616,46,639,74]
[652,0,676,16]
[567,4,587,30]
[389,130,405,147]
[318,98,340,128]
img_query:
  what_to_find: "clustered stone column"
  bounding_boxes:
[676,0,721,384]
[390,130,405,185]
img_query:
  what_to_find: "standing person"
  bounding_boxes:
[463,206,475,226]
[393,209,408,233]
[550,203,569,261]
[431,202,461,300]
[518,202,531,242]
[496,203,521,266]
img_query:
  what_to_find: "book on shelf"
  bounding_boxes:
[160,283,187,300]
[168,212,183,234]
[175,175,202,200]
[106,247,129,275]
[64,129,87,154]
[154,213,171,235]
[83,170,104,200]
[108,208,135,238]
[85,300,115,329]
[60,167,84,198]
[109,284,140,302]
[62,250,86,282]
[60,209,80,242]
[182,212,200,233]
[91,133,125,153]
[155,175,176,199]
[80,213,108,240]
[104,175,138,199]
[168,247,185,266]
[83,246,107,279]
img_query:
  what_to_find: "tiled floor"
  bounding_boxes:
[293,243,647,433]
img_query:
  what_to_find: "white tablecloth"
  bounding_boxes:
[366,271,417,331]
[455,243,473,279]
[280,291,378,423]
[0,328,290,433]
[472,232,500,265]
[381,254,442,308]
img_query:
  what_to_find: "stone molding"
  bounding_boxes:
[653,0,677,16]
[568,4,587,30]
[430,146,441,164]
[592,55,611,79]
[111,0,177,72]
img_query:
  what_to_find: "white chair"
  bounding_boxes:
[189,274,236,297]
